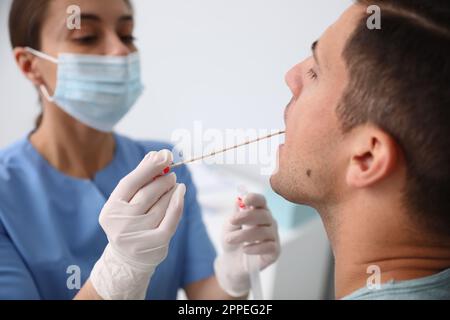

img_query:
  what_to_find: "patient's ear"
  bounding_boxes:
[346,125,399,188]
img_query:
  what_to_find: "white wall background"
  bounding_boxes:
[0,0,351,148]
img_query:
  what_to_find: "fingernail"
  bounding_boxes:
[163,166,170,174]
[237,197,246,209]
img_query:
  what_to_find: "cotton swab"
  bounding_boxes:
[170,130,285,169]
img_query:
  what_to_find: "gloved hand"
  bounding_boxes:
[214,193,281,297]
[90,150,186,300]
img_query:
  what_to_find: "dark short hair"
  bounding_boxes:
[337,0,450,234]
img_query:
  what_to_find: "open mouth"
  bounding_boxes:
[279,126,286,147]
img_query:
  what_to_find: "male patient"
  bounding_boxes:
[270,0,450,299]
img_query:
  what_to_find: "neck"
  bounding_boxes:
[30,107,115,179]
[321,189,450,299]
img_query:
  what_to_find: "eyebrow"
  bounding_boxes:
[118,15,134,22]
[80,13,134,23]
[311,40,321,67]
[80,13,101,22]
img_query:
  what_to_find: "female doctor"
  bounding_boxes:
[0,0,280,299]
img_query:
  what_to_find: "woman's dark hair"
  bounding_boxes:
[8,0,133,129]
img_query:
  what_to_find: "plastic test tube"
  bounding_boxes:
[237,185,264,300]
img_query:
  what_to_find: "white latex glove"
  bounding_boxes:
[214,193,281,297]
[90,150,186,300]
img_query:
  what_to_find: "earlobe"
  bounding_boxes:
[346,129,398,188]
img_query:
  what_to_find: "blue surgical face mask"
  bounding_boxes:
[25,47,144,132]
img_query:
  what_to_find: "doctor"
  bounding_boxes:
[0,0,280,299]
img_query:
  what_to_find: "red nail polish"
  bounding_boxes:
[237,197,246,209]
[153,167,171,181]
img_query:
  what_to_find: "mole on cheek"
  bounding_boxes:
[306,169,312,177]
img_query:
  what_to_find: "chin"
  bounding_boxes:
[270,172,290,200]
[269,174,280,194]
[270,171,310,206]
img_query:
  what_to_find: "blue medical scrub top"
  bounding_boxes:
[0,133,216,299]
